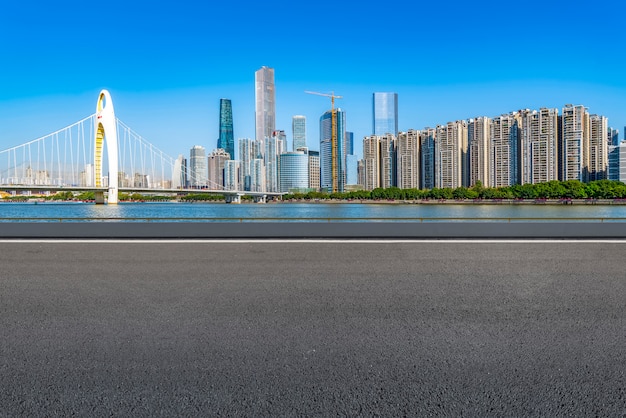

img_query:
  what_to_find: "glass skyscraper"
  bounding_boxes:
[373,92,398,136]
[189,145,207,187]
[255,66,276,142]
[292,115,306,151]
[217,98,234,159]
[320,108,346,193]
[279,151,309,193]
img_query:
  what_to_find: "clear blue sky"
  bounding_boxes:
[1,0,625,160]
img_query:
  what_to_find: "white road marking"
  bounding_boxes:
[0,239,626,244]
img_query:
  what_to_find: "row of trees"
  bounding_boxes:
[283,180,626,201]
[5,179,626,202]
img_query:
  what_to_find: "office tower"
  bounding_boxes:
[345,154,359,186]
[608,143,626,181]
[397,130,420,189]
[320,108,346,192]
[292,116,306,151]
[207,148,230,189]
[420,128,436,190]
[435,121,468,189]
[468,117,491,187]
[520,109,558,185]
[255,66,276,143]
[239,138,262,191]
[217,99,234,159]
[588,115,608,181]
[224,160,241,191]
[490,113,521,188]
[189,145,207,187]
[560,104,589,181]
[264,132,286,193]
[345,131,354,156]
[363,135,380,190]
[307,150,320,190]
[373,92,398,136]
[172,155,187,188]
[609,128,619,146]
[279,151,309,193]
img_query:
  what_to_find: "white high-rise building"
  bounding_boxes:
[363,135,380,191]
[560,104,589,181]
[255,66,276,143]
[224,160,241,191]
[239,138,262,191]
[189,145,207,187]
[520,108,558,185]
[490,113,521,188]
[264,133,286,193]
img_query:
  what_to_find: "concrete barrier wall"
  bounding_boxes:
[0,222,623,238]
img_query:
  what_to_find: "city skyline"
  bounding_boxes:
[0,1,624,162]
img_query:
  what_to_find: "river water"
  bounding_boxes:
[1,201,626,221]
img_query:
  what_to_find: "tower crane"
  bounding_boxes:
[305,91,343,193]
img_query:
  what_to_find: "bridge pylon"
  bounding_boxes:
[94,90,119,204]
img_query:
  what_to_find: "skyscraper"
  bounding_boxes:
[217,99,234,159]
[279,151,309,193]
[292,115,306,151]
[264,131,286,193]
[255,66,276,143]
[320,108,346,192]
[345,131,354,156]
[363,135,380,191]
[420,128,436,190]
[373,92,398,136]
[239,138,262,191]
[189,145,207,187]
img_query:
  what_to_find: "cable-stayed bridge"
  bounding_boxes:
[0,90,279,203]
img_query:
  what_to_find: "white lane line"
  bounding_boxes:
[1,239,626,244]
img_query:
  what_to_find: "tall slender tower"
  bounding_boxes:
[560,104,589,181]
[255,66,276,143]
[468,117,491,187]
[217,99,234,159]
[292,115,306,151]
[373,92,398,136]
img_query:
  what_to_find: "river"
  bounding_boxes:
[1,201,626,221]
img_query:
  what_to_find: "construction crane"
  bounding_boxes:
[305,91,343,193]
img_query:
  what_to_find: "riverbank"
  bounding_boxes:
[277,198,626,205]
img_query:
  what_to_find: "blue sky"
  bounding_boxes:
[1,0,625,160]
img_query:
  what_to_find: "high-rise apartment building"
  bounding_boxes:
[238,138,263,191]
[379,134,396,189]
[363,135,380,190]
[373,92,398,136]
[490,113,521,188]
[207,148,230,189]
[279,151,309,193]
[420,128,436,190]
[468,117,491,187]
[264,132,286,193]
[320,108,346,192]
[224,160,241,191]
[307,150,320,190]
[520,108,558,185]
[189,145,207,187]
[255,66,276,143]
[292,115,306,151]
[397,130,420,189]
[217,99,234,159]
[435,121,468,189]
[560,104,589,181]
[588,114,608,181]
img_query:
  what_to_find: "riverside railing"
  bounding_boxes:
[2,216,626,223]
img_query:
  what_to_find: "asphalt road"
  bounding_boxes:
[1,240,625,416]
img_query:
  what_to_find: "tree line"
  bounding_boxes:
[283,180,626,201]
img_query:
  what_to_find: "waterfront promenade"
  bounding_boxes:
[1,240,625,416]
